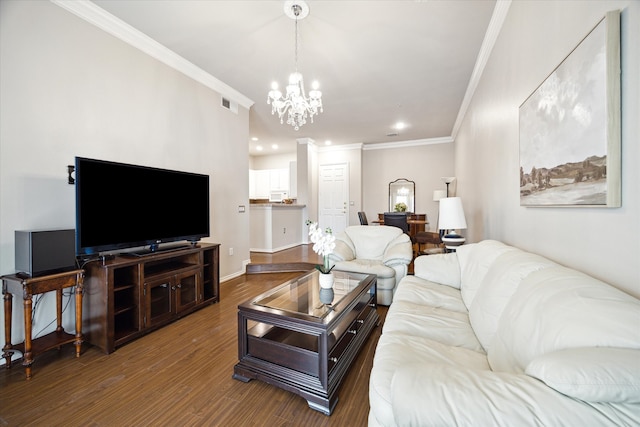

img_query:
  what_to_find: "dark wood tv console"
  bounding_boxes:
[82,243,219,353]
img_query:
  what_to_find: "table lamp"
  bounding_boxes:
[438,197,467,250]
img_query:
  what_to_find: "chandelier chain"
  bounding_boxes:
[294,11,299,72]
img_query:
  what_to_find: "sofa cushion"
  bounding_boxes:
[456,240,517,309]
[468,248,557,352]
[383,300,485,353]
[332,259,395,278]
[389,363,631,427]
[413,252,461,288]
[489,265,640,374]
[525,347,640,403]
[370,333,490,427]
[393,275,468,313]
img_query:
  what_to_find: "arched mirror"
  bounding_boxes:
[389,178,415,213]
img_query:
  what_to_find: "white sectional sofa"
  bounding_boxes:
[329,225,413,305]
[369,240,640,426]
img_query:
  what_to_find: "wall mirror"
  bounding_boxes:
[389,178,415,212]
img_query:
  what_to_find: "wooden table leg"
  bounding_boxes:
[74,276,83,357]
[56,289,64,334]
[2,286,13,368]
[22,294,33,380]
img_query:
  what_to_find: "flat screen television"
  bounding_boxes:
[75,156,210,256]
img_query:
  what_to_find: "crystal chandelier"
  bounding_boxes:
[267,1,323,131]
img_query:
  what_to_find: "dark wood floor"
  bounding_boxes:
[0,245,386,426]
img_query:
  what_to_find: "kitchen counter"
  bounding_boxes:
[250,203,306,208]
[250,204,306,253]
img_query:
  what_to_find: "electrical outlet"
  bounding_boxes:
[229,247,234,256]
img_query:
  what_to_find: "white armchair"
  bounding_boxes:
[328,225,413,305]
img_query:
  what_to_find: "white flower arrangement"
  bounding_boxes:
[394,202,407,212]
[306,221,336,274]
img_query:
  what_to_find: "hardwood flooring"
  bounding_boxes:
[0,245,386,426]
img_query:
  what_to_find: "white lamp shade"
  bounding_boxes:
[438,197,467,230]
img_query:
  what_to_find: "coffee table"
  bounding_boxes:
[233,269,378,415]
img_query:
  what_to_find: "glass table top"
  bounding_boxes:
[252,270,370,319]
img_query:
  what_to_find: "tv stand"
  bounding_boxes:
[83,243,219,353]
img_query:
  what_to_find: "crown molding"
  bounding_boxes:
[51,0,254,109]
[362,136,453,151]
[319,143,364,153]
[451,0,511,138]
[299,138,364,154]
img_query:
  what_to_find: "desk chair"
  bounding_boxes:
[383,212,409,233]
[358,211,368,225]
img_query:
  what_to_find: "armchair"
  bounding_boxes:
[328,225,413,305]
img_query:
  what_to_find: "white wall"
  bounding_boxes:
[0,2,250,348]
[455,0,639,297]
[363,142,455,229]
[250,152,295,170]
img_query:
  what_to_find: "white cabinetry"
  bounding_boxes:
[249,168,290,199]
[269,169,289,191]
[250,170,271,199]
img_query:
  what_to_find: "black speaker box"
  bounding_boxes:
[15,229,76,277]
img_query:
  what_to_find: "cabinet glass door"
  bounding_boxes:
[145,278,173,327]
[176,270,199,313]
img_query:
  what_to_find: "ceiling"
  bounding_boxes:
[89,0,498,155]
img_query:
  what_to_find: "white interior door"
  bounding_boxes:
[318,163,349,235]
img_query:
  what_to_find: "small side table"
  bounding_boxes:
[2,269,84,380]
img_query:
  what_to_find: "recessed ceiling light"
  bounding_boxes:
[394,121,406,130]
[325,140,332,145]
[272,144,278,150]
[256,146,263,151]
[251,137,259,141]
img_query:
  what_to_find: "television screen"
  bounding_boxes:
[75,157,210,256]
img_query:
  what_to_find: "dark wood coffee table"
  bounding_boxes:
[233,269,378,415]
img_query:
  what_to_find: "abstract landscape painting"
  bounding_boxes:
[519,11,620,207]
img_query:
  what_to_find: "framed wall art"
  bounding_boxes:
[519,10,620,207]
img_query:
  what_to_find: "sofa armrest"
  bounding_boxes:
[389,364,628,427]
[328,236,355,262]
[382,234,413,266]
[413,253,461,288]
